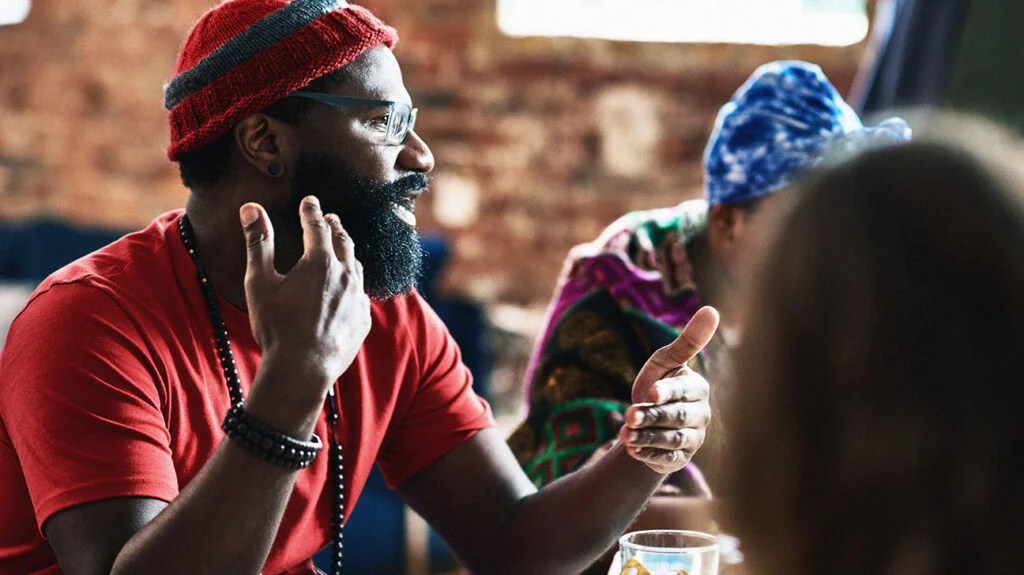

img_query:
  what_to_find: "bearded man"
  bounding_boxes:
[0,2,717,574]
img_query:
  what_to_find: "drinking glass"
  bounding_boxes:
[617,530,719,575]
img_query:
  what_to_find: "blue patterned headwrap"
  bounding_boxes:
[704,60,911,205]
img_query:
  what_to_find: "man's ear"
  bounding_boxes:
[708,203,739,238]
[233,114,294,178]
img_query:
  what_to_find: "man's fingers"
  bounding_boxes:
[621,427,705,474]
[625,444,698,467]
[299,196,332,259]
[653,370,710,405]
[240,203,276,281]
[621,426,705,452]
[324,213,357,265]
[625,397,710,429]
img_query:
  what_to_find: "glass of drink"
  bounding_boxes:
[618,530,720,575]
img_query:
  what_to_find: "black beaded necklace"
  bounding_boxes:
[178,215,346,574]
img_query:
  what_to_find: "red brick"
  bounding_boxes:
[0,0,865,312]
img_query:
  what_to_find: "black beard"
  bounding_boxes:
[289,153,428,300]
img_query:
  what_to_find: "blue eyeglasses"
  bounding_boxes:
[290,91,418,145]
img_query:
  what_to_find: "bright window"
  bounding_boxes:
[0,0,30,26]
[497,0,868,46]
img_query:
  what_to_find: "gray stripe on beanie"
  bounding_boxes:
[164,0,350,110]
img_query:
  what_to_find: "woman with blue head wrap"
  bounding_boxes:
[701,61,912,327]
[507,60,910,571]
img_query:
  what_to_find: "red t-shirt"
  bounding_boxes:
[0,211,494,574]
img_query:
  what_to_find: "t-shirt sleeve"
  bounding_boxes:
[376,293,495,488]
[0,282,179,531]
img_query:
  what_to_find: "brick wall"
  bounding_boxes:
[0,0,866,311]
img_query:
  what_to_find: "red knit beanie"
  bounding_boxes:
[164,0,397,161]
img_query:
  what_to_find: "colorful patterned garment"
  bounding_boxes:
[508,199,709,488]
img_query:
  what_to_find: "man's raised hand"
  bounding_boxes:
[240,196,371,393]
[619,306,719,475]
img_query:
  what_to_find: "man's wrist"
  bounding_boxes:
[222,402,323,469]
[244,356,335,437]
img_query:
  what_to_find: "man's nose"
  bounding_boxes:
[398,129,434,173]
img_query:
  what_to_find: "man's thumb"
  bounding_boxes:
[632,306,719,403]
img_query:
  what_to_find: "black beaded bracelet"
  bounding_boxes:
[222,402,322,470]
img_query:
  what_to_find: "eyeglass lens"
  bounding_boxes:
[387,104,418,145]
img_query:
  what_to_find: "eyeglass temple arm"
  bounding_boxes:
[290,91,395,108]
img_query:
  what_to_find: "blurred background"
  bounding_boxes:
[0,0,875,408]
[1,0,1020,573]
